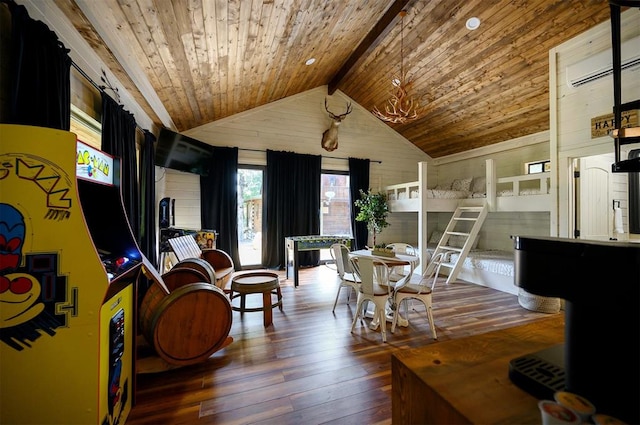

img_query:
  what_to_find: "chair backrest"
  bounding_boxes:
[422,251,448,291]
[350,256,391,296]
[386,243,418,275]
[172,258,216,283]
[330,243,353,277]
[386,243,416,256]
[161,267,209,292]
[168,235,202,261]
[201,248,234,270]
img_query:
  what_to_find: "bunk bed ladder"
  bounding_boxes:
[426,203,488,284]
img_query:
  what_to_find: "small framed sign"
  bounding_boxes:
[591,110,638,138]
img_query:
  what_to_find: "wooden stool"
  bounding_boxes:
[230,271,283,327]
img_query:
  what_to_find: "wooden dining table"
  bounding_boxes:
[349,249,420,275]
[349,249,421,328]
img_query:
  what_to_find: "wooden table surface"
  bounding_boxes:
[392,314,565,424]
[349,249,419,275]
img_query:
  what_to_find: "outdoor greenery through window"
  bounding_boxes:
[238,167,264,267]
[321,172,352,237]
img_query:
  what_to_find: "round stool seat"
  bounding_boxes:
[230,271,282,327]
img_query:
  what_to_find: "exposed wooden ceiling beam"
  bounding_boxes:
[328,0,412,94]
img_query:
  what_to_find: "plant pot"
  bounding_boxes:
[372,248,395,257]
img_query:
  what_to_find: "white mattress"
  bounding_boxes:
[497,188,547,196]
[448,250,514,276]
[425,189,471,199]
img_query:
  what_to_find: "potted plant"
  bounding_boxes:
[354,189,390,248]
[371,243,395,257]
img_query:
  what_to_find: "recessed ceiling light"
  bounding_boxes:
[305,58,316,66]
[466,17,480,30]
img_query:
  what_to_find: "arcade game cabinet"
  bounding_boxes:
[0,124,152,424]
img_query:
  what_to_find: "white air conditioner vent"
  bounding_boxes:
[566,35,640,88]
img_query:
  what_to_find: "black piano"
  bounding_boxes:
[511,236,640,423]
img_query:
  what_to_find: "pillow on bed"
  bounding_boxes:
[449,234,480,249]
[431,189,467,199]
[449,235,466,248]
[471,176,486,193]
[434,182,452,190]
[429,230,443,244]
[451,177,472,192]
[430,229,478,249]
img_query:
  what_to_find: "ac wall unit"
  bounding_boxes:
[566,35,640,88]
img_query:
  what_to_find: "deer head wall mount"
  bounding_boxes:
[321,99,352,152]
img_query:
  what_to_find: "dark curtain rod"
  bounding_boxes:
[239,147,382,164]
[71,61,100,92]
[71,60,145,133]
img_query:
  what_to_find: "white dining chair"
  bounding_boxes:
[330,243,360,312]
[349,256,394,343]
[391,252,448,340]
[385,243,418,281]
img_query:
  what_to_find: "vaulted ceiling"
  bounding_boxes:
[51,0,614,158]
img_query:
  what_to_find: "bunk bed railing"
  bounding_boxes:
[386,181,420,201]
[496,172,550,194]
[486,159,551,212]
[385,160,551,212]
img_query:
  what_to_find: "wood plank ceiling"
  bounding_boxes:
[52,0,613,158]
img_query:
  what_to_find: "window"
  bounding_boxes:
[321,171,352,236]
[320,171,352,261]
[525,160,550,174]
[237,166,264,267]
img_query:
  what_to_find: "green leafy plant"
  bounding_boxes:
[354,189,390,246]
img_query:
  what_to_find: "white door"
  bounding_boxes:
[578,155,612,241]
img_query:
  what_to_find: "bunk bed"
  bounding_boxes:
[384,159,551,294]
[385,159,551,213]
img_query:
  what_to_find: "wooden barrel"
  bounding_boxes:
[172,258,216,285]
[139,281,170,342]
[143,283,233,366]
[161,267,209,292]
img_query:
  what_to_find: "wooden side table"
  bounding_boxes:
[392,315,565,424]
[230,271,283,327]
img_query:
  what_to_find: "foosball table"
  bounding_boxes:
[285,235,353,287]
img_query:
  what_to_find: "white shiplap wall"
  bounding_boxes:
[551,8,640,239]
[156,87,430,245]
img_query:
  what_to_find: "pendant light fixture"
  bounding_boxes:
[372,10,422,124]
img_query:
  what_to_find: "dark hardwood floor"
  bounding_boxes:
[127,264,558,425]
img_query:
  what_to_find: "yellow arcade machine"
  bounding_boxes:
[0,124,154,424]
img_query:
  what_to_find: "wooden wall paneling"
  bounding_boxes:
[159,169,201,230]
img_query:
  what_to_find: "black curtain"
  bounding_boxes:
[630,149,640,235]
[101,93,139,239]
[200,146,240,269]
[4,0,71,130]
[349,157,370,250]
[139,130,157,268]
[264,150,321,269]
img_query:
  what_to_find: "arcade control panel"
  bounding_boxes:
[99,250,140,280]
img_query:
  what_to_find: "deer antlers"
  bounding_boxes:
[372,82,421,124]
[325,98,352,120]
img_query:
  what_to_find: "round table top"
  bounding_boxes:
[349,249,419,267]
[231,271,280,291]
